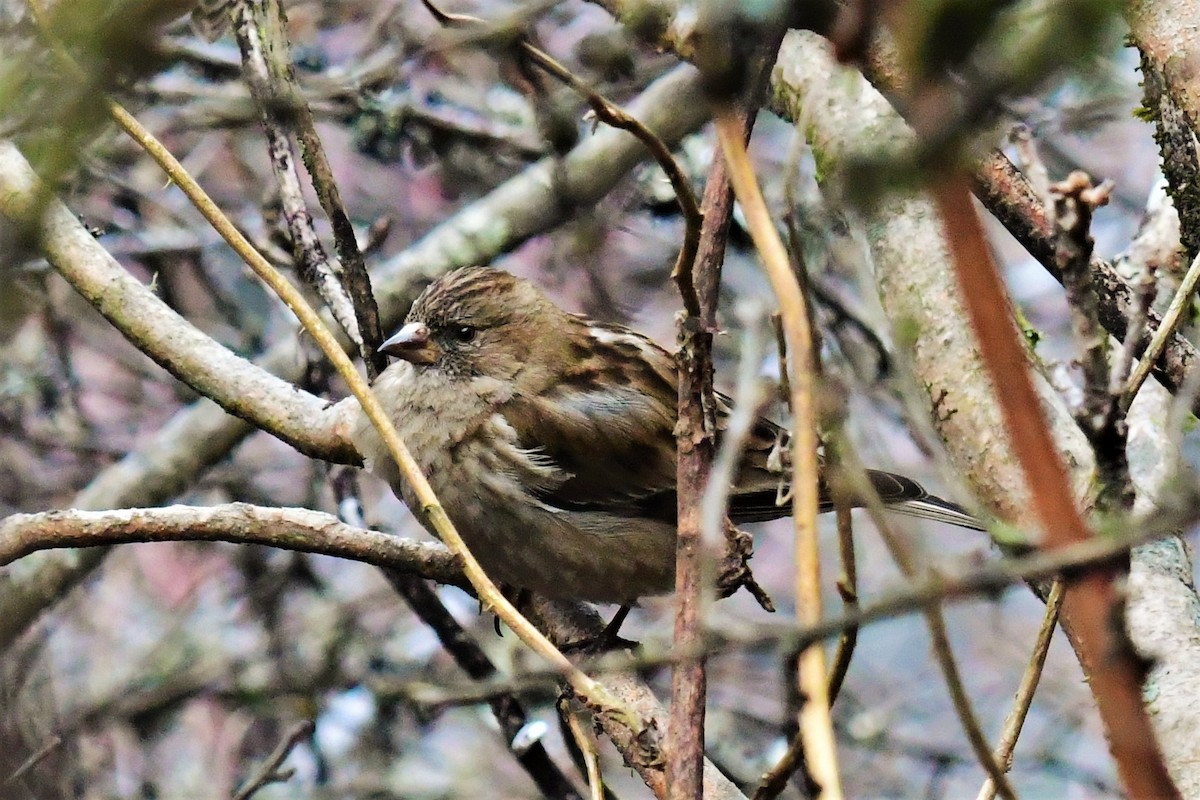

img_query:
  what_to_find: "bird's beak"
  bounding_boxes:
[380,322,439,365]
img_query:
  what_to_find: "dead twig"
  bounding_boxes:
[715,112,841,798]
[232,720,314,800]
[3,735,63,787]
[976,580,1064,800]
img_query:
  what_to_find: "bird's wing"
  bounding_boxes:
[501,316,960,526]
[501,319,681,518]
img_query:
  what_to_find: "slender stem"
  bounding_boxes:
[715,111,842,799]
[826,498,858,705]
[561,699,606,800]
[976,580,1064,800]
[1122,247,1200,409]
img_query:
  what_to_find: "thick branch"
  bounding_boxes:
[0,504,464,585]
[0,140,355,464]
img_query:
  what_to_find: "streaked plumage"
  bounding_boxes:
[345,267,981,602]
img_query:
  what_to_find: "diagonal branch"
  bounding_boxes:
[715,114,841,798]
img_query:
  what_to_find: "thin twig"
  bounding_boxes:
[246,0,386,375]
[3,735,62,787]
[976,580,1064,800]
[715,111,842,799]
[925,606,1016,800]
[232,720,314,800]
[419,0,703,315]
[666,122,728,800]
[1123,246,1200,410]
[559,698,606,800]
[831,437,1017,800]
[751,476,854,800]
[231,2,367,366]
[826,486,858,705]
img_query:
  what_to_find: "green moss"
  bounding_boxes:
[1013,306,1042,350]
[894,315,922,349]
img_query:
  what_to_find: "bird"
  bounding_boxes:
[344,267,983,604]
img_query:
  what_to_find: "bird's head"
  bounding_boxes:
[380,267,566,383]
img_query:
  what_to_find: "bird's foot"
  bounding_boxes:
[561,605,638,654]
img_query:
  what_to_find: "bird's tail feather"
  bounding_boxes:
[887,497,986,531]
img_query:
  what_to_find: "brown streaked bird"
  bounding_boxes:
[344,267,982,603]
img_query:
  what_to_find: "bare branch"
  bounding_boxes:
[232,720,314,800]
[233,0,384,376]
[0,140,356,464]
[0,504,464,585]
[976,580,1064,800]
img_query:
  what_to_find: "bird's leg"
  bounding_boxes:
[561,605,638,654]
[599,604,634,647]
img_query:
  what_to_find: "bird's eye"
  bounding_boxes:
[452,325,476,342]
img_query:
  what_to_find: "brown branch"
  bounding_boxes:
[827,435,1016,800]
[932,173,1179,800]
[559,698,605,800]
[232,720,314,800]
[666,103,739,800]
[666,35,781,792]
[235,0,385,376]
[751,478,857,800]
[976,580,1064,800]
[382,569,584,800]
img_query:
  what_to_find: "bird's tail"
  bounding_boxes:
[887,496,986,531]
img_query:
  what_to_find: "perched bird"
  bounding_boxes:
[346,267,982,603]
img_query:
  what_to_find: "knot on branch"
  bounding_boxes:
[717,521,775,612]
